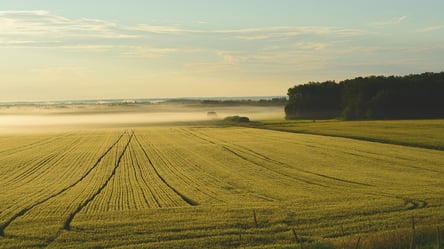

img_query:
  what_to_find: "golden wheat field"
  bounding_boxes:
[0,126,443,248]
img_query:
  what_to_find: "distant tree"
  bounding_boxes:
[285,72,444,120]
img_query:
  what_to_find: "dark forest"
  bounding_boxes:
[285,72,444,120]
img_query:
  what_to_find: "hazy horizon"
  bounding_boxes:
[0,101,284,133]
[0,95,285,104]
[1,0,444,102]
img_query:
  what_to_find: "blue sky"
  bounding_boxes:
[1,0,443,101]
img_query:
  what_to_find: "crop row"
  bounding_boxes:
[0,127,443,248]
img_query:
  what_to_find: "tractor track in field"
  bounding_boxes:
[223,134,430,211]
[184,129,432,211]
[184,129,329,188]
[63,131,134,231]
[232,131,428,209]
[133,134,198,206]
[141,132,226,204]
[178,128,278,202]
[213,135,430,210]
[277,133,444,175]
[189,129,373,187]
[232,143,374,187]
[221,146,329,188]
[0,131,127,237]
[127,143,162,208]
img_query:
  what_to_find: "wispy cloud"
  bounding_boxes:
[59,45,116,53]
[334,44,444,56]
[130,24,366,40]
[188,49,329,72]
[216,26,365,40]
[371,16,407,26]
[416,25,444,32]
[0,10,369,62]
[0,10,367,40]
[122,46,178,58]
[0,10,132,38]
[130,24,188,34]
[295,42,330,51]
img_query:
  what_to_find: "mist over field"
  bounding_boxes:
[0,102,283,132]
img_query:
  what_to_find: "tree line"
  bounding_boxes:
[285,72,444,120]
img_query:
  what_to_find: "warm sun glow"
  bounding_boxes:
[1,0,444,101]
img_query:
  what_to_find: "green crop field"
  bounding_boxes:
[1,126,443,248]
[258,119,444,150]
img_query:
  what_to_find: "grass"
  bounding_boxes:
[255,119,444,150]
[0,125,443,248]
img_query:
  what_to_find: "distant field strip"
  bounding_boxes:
[0,126,443,248]
[259,119,444,150]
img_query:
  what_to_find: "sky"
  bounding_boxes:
[1,0,444,101]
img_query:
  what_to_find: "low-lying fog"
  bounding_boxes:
[0,102,284,133]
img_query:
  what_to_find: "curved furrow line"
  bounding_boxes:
[221,146,329,188]
[126,148,138,210]
[4,153,58,186]
[125,147,139,210]
[269,138,432,208]
[127,145,149,208]
[2,136,84,186]
[128,143,158,208]
[148,138,225,203]
[117,153,128,211]
[177,128,332,198]
[5,138,78,185]
[0,132,126,237]
[190,129,432,210]
[146,143,214,205]
[0,132,72,156]
[173,129,251,202]
[103,147,120,208]
[189,129,373,188]
[130,142,162,208]
[338,149,444,174]
[10,137,86,186]
[133,134,197,206]
[185,129,217,145]
[148,130,278,203]
[144,141,202,207]
[62,131,134,231]
[116,151,129,211]
[63,132,134,231]
[51,135,121,215]
[135,143,185,207]
[182,129,328,188]
[228,143,373,187]
[109,155,124,211]
[267,131,444,174]
[241,142,429,211]
[121,152,132,210]
[147,143,200,188]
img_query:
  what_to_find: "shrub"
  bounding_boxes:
[224,115,250,122]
